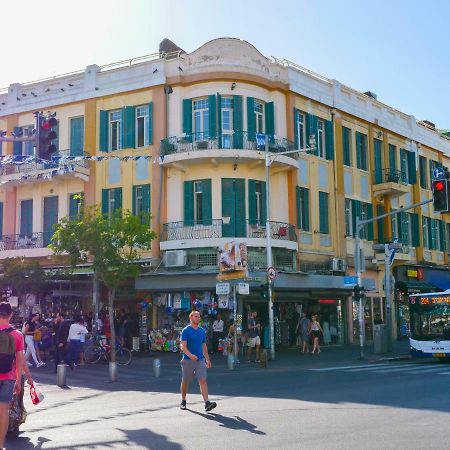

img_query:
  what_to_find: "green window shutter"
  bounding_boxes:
[260,181,267,226]
[70,117,84,156]
[325,120,334,160]
[248,179,257,225]
[265,102,275,139]
[123,106,135,149]
[247,97,255,141]
[148,102,153,145]
[0,202,3,239]
[208,95,217,139]
[132,186,137,216]
[360,133,368,170]
[355,132,361,169]
[377,204,385,242]
[389,144,397,172]
[374,139,383,183]
[342,127,351,166]
[310,115,319,156]
[293,109,299,150]
[114,188,122,215]
[367,203,374,241]
[43,196,58,246]
[296,187,310,231]
[319,192,329,234]
[144,184,151,214]
[69,193,81,221]
[217,94,222,148]
[419,156,427,189]
[13,127,23,155]
[184,181,194,226]
[305,113,311,154]
[233,95,243,148]
[411,213,420,247]
[51,121,59,152]
[201,179,212,226]
[351,200,361,237]
[439,219,446,251]
[101,189,109,215]
[182,99,192,141]
[20,200,33,235]
[99,111,109,152]
[407,151,417,185]
[396,211,404,244]
[296,187,301,229]
[427,217,433,249]
[234,178,246,237]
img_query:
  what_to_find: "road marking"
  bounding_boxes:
[344,364,419,373]
[407,366,449,375]
[310,363,392,372]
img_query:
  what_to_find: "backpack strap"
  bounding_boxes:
[0,327,14,333]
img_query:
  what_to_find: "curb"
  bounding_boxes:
[368,353,412,364]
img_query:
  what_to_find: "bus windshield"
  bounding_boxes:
[410,299,450,340]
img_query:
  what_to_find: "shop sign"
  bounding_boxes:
[407,269,418,278]
[216,283,230,295]
[344,276,357,287]
[238,283,250,295]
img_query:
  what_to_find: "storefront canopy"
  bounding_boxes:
[396,280,440,295]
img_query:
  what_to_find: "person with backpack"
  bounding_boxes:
[0,302,33,449]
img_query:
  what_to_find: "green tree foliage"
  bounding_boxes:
[50,204,155,365]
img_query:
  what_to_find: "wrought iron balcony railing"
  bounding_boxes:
[160,131,296,158]
[372,168,408,185]
[162,219,297,242]
[0,232,53,251]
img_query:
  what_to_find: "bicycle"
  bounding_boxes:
[84,334,132,365]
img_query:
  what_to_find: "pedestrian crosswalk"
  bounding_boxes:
[309,361,450,376]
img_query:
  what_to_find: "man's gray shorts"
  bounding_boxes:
[181,359,207,383]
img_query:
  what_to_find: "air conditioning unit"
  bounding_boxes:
[164,250,187,268]
[331,257,347,272]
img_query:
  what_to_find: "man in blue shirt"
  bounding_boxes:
[180,310,217,412]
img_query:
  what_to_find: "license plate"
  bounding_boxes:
[433,353,446,358]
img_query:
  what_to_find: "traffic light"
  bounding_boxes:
[353,285,365,298]
[37,114,57,160]
[432,179,449,213]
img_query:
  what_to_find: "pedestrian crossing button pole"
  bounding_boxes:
[56,363,68,387]
[109,361,117,382]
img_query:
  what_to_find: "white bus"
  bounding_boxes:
[409,289,450,360]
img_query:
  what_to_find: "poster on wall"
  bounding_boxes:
[173,293,182,309]
[217,241,248,281]
[218,295,229,309]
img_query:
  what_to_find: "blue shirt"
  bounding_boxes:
[181,325,206,361]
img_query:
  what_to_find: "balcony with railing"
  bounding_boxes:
[161,219,297,251]
[372,168,409,197]
[0,150,90,184]
[160,132,298,167]
[0,232,54,258]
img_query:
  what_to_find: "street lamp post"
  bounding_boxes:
[262,133,316,361]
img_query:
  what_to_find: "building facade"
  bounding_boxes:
[1,38,450,345]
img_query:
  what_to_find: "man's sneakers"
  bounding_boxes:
[180,400,187,410]
[205,400,217,412]
[37,361,46,368]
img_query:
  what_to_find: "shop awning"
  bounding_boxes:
[396,280,440,295]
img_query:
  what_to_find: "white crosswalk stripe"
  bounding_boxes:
[310,362,450,375]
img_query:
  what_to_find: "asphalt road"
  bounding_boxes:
[7,350,450,450]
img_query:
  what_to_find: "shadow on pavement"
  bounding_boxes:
[5,435,51,449]
[187,409,266,435]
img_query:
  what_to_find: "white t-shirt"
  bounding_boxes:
[213,319,224,333]
[68,323,88,341]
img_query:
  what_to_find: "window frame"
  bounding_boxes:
[193,180,203,224]
[135,105,149,148]
[345,198,353,237]
[109,110,122,152]
[193,98,209,141]
[317,119,326,158]
[296,111,306,151]
[254,100,265,134]
[221,96,234,148]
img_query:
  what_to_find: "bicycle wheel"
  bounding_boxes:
[84,345,102,364]
[115,348,132,366]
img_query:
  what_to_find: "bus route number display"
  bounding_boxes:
[419,296,450,305]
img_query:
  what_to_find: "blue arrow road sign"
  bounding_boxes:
[433,167,445,179]
[344,276,357,287]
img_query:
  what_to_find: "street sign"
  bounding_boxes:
[433,167,445,179]
[216,282,230,295]
[238,282,250,295]
[344,276,357,287]
[267,266,277,280]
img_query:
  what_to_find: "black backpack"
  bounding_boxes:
[0,328,16,373]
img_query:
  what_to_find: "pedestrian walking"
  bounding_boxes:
[67,317,88,369]
[211,313,224,354]
[246,311,261,363]
[180,310,216,412]
[23,314,45,368]
[310,315,324,355]
[295,312,311,354]
[0,302,34,448]
[54,312,70,372]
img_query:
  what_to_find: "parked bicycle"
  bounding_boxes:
[84,334,132,365]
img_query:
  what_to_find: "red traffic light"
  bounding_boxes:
[434,181,445,191]
[42,116,57,130]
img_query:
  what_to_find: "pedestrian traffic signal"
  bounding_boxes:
[432,179,449,213]
[354,285,365,298]
[37,114,57,160]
